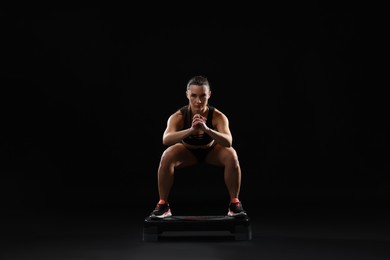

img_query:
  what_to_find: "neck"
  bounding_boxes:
[190,105,208,116]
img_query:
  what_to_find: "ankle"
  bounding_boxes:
[230,198,240,203]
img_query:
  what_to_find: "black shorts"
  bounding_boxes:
[186,143,216,162]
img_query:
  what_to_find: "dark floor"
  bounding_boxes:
[1,204,390,260]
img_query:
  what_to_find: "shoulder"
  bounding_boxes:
[178,105,189,114]
[168,109,185,122]
[212,107,226,117]
[167,109,185,129]
[170,109,184,118]
[169,105,188,117]
[211,107,228,122]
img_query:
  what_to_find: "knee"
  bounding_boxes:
[224,149,240,168]
[160,150,171,164]
[159,149,176,168]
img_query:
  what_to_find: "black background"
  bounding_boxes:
[1,4,387,214]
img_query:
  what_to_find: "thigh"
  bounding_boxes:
[163,143,198,169]
[204,144,238,167]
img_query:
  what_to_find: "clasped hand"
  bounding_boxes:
[191,114,208,132]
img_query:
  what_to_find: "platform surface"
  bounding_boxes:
[143,215,252,241]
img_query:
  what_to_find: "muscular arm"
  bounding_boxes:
[203,110,233,147]
[162,111,193,146]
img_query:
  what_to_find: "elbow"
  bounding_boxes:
[162,136,168,146]
[221,140,232,148]
[162,138,170,146]
[216,135,232,148]
[226,137,233,147]
[162,133,170,145]
[162,137,174,146]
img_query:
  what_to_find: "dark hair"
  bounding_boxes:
[186,75,210,91]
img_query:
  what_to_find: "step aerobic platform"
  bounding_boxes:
[143,215,252,241]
